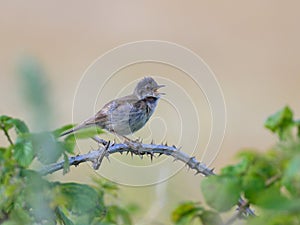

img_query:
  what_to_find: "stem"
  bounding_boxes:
[0,124,14,146]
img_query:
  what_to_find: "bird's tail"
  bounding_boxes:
[60,115,99,137]
[59,123,89,137]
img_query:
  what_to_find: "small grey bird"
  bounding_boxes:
[60,77,165,138]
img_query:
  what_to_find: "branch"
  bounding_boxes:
[39,139,255,217]
[39,141,214,177]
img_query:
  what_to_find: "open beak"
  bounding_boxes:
[154,84,166,96]
[157,84,166,89]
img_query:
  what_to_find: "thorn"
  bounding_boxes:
[105,140,111,148]
[173,158,178,162]
[194,171,200,175]
[147,151,154,162]
[119,151,123,155]
[130,151,134,158]
[177,146,182,151]
[186,157,195,169]
[210,168,215,173]
[151,139,154,144]
[172,145,176,148]
[186,164,191,171]
[105,155,111,163]
[189,156,196,162]
[158,152,163,157]
[165,141,168,146]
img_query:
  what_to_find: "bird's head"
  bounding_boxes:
[133,77,165,99]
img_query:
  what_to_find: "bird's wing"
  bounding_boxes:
[92,95,139,124]
[60,95,139,137]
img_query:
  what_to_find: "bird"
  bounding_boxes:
[60,77,165,139]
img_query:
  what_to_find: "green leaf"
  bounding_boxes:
[172,213,198,225]
[264,106,294,140]
[55,207,74,225]
[265,106,293,132]
[9,203,32,224]
[105,205,132,225]
[1,221,20,225]
[57,182,101,214]
[282,154,300,196]
[0,116,29,135]
[92,177,119,192]
[61,137,76,154]
[20,170,55,223]
[31,132,64,164]
[295,120,300,138]
[171,202,203,224]
[0,115,14,131]
[242,175,266,202]
[255,186,300,211]
[63,152,70,175]
[248,212,299,225]
[221,157,250,177]
[91,177,119,199]
[201,175,242,212]
[10,118,29,134]
[13,136,34,167]
[200,210,222,225]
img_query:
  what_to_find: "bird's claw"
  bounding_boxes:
[124,138,143,155]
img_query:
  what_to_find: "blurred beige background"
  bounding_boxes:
[1,1,300,224]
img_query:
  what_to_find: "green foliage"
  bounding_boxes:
[264,106,299,140]
[0,115,133,225]
[173,106,300,225]
[201,176,241,212]
[0,115,29,134]
[171,202,222,225]
[0,58,133,224]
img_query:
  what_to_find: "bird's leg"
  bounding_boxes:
[121,135,134,143]
[120,135,144,155]
[110,132,143,155]
[111,132,133,143]
[92,136,108,146]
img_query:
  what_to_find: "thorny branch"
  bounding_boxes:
[39,138,255,218]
